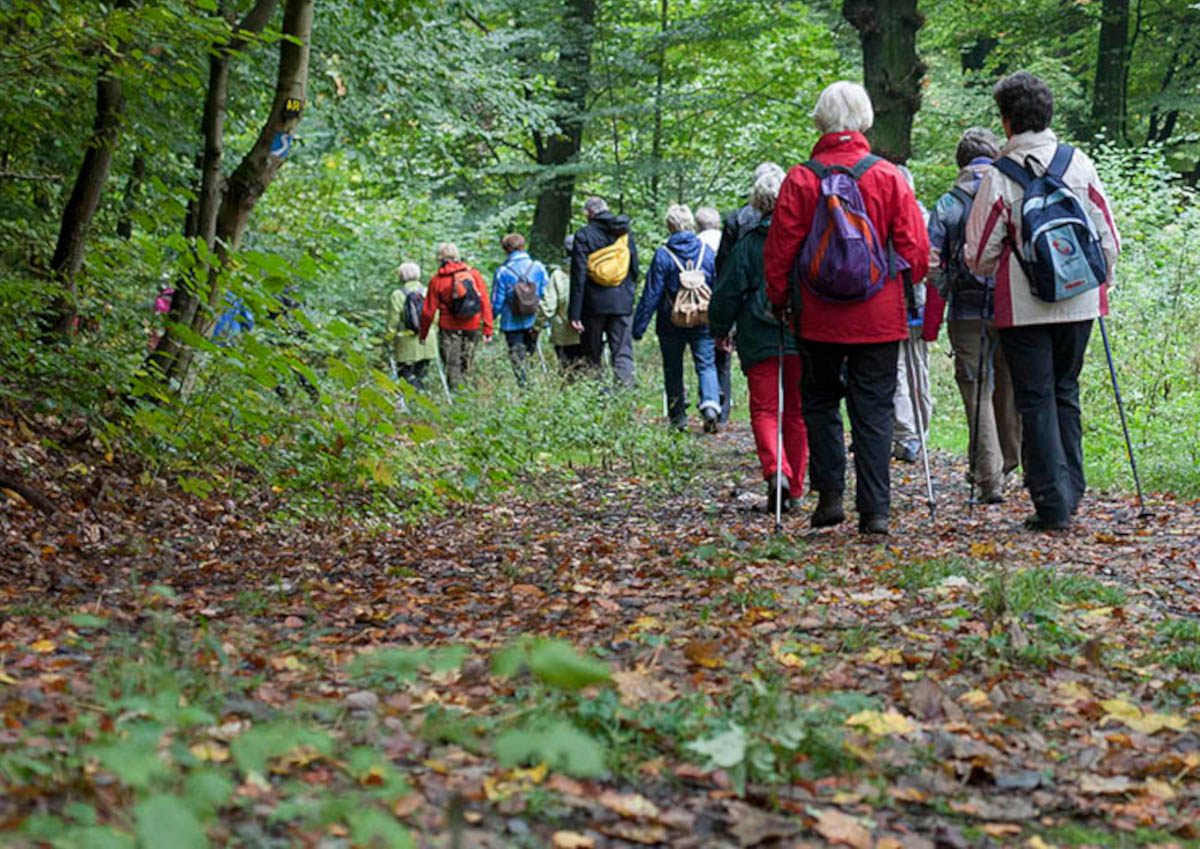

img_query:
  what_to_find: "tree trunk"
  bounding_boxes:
[650,0,668,208]
[843,0,926,164]
[529,0,596,260]
[45,73,124,335]
[116,151,145,240]
[149,0,283,382]
[1091,0,1129,142]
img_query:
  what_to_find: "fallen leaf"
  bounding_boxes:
[551,833,594,849]
[957,689,992,710]
[1079,773,1133,795]
[1100,698,1187,734]
[612,669,676,707]
[30,639,55,654]
[811,807,871,848]
[597,789,660,821]
[683,639,725,668]
[844,709,915,737]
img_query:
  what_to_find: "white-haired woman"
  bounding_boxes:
[387,261,437,390]
[631,204,721,433]
[419,243,494,390]
[762,81,930,535]
[709,169,807,512]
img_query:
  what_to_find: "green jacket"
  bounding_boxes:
[387,282,437,364]
[538,265,581,347]
[708,217,797,371]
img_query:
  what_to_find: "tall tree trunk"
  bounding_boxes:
[45,73,124,335]
[843,0,926,164]
[116,150,145,240]
[650,0,668,208]
[529,0,596,260]
[1091,0,1129,142]
[149,0,282,382]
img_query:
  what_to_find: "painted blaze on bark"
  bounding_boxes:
[843,0,926,165]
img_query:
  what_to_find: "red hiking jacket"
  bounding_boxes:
[764,132,930,344]
[419,262,494,340]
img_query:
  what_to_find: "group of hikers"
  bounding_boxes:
[389,71,1121,535]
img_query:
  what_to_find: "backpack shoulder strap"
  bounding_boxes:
[992,155,1031,190]
[948,186,974,207]
[848,154,882,180]
[1047,144,1075,179]
[801,159,829,180]
[661,246,685,273]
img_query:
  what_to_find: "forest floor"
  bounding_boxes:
[3,415,1200,848]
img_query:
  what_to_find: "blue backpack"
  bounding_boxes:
[992,145,1106,303]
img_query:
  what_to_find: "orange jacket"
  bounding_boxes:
[419,261,494,340]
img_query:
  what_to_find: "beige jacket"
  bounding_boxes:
[965,129,1121,328]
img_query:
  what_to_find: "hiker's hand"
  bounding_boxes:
[528,329,539,345]
[771,301,793,327]
[716,336,733,353]
[570,320,584,333]
[484,334,493,344]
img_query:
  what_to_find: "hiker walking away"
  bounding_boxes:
[891,165,933,463]
[387,261,437,390]
[966,71,1120,530]
[419,243,494,391]
[568,196,640,389]
[763,81,930,536]
[539,234,584,372]
[709,168,807,511]
[632,204,721,433]
[697,206,734,424]
[492,233,548,387]
[924,127,1021,504]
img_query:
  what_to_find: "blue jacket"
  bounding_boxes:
[928,157,995,321]
[492,250,548,332]
[632,231,715,339]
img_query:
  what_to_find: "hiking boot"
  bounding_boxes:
[766,475,791,515]
[858,515,889,535]
[670,418,688,434]
[981,488,1006,505]
[892,442,919,463]
[810,490,845,528]
[1023,513,1070,532]
[702,408,719,434]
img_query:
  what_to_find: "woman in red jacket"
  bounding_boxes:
[764,81,930,535]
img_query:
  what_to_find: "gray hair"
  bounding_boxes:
[749,169,784,215]
[695,206,721,232]
[584,196,609,216]
[956,126,1000,168]
[398,261,421,282]
[812,81,874,135]
[562,233,574,254]
[664,203,696,234]
[751,162,784,193]
[436,242,460,263]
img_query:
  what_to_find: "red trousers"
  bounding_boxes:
[746,354,807,492]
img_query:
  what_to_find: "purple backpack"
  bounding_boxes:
[795,155,890,303]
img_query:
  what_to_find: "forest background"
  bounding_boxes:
[2,0,1200,512]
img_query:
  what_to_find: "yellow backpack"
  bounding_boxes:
[586,234,631,287]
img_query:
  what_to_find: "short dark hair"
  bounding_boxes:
[956,127,1000,168]
[500,233,526,253]
[993,71,1053,135]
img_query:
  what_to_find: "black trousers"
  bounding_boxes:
[505,329,537,386]
[801,340,899,518]
[999,320,1093,522]
[580,313,635,389]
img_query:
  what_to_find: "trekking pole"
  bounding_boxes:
[387,351,410,414]
[1098,316,1149,518]
[434,354,453,405]
[774,324,785,534]
[967,293,990,515]
[903,272,936,520]
[535,333,549,376]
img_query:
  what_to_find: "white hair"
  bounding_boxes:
[664,203,695,234]
[812,81,874,135]
[750,162,785,195]
[398,261,420,282]
[695,206,721,232]
[436,243,460,263]
[584,196,609,216]
[750,169,784,215]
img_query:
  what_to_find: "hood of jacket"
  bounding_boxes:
[997,128,1059,173]
[953,157,993,194]
[436,260,469,277]
[662,230,704,262]
[590,211,631,236]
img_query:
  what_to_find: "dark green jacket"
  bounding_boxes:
[708,217,798,371]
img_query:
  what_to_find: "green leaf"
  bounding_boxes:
[527,639,610,690]
[55,826,135,849]
[134,795,207,849]
[68,614,108,629]
[494,721,606,777]
[183,770,233,819]
[231,724,331,779]
[687,724,747,769]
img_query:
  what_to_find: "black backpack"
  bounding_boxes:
[448,269,482,318]
[941,186,990,310]
[403,290,424,333]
